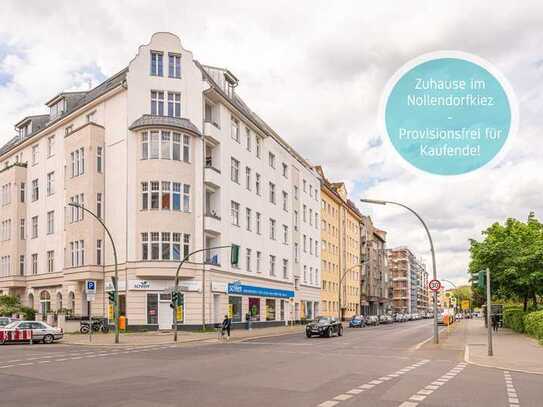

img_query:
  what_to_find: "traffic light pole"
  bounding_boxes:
[173,245,235,342]
[68,203,120,344]
[486,268,493,356]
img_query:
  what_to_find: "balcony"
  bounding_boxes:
[0,274,27,288]
[203,121,221,144]
[204,165,222,189]
[205,213,222,236]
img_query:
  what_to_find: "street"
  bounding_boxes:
[1,320,542,406]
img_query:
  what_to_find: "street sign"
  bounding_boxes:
[85,280,97,301]
[429,279,441,292]
[176,305,183,322]
[461,300,470,310]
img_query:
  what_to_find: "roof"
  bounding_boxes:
[0,68,127,158]
[129,115,201,136]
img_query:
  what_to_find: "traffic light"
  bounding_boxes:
[477,271,486,289]
[170,291,183,309]
[231,244,240,266]
[108,291,116,304]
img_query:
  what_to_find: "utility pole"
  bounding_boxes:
[486,268,493,356]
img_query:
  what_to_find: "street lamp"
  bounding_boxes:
[338,263,364,321]
[68,202,120,344]
[360,198,439,345]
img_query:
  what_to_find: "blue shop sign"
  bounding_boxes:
[228,282,294,299]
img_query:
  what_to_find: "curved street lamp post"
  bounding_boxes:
[68,202,120,344]
[360,199,439,345]
[338,263,364,321]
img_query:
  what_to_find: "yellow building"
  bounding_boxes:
[315,167,363,320]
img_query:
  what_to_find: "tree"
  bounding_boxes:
[468,213,543,311]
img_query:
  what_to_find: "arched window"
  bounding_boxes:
[56,292,63,311]
[68,291,75,311]
[40,291,51,315]
[28,293,34,309]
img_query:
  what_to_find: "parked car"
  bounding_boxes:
[366,315,379,326]
[394,313,404,323]
[0,320,63,344]
[379,315,393,324]
[306,316,343,338]
[0,317,15,327]
[349,315,366,328]
[455,313,464,320]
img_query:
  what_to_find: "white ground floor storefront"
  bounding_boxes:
[1,265,321,331]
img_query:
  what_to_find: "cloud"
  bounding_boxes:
[1,0,542,286]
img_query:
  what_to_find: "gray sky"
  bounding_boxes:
[1,1,542,286]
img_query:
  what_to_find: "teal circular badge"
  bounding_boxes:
[382,52,516,176]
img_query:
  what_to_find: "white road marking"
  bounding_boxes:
[346,389,364,395]
[369,380,382,385]
[359,384,374,390]
[0,365,14,369]
[317,401,338,407]
[399,402,419,407]
[333,394,352,401]
[409,395,426,401]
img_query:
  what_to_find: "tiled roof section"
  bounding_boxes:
[128,115,201,136]
[196,61,318,175]
[0,68,128,158]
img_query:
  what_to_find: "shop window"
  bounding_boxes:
[249,297,260,321]
[266,299,276,321]
[228,296,242,322]
[147,293,158,324]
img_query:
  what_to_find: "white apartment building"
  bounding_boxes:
[0,32,321,330]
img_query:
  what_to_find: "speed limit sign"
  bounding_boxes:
[429,279,441,291]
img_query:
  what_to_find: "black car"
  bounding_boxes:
[306,316,343,338]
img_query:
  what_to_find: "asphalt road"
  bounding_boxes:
[1,319,541,406]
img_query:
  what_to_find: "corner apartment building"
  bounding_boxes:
[0,32,321,330]
[315,167,362,320]
[360,216,390,315]
[387,246,428,314]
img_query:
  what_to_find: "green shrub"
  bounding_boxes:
[503,308,527,333]
[524,311,543,343]
[20,306,36,321]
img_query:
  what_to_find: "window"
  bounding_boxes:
[172,182,181,210]
[246,248,252,272]
[294,243,299,263]
[303,265,307,283]
[310,237,313,255]
[47,136,55,158]
[255,173,261,195]
[70,147,85,177]
[1,183,10,206]
[268,152,276,168]
[269,182,276,204]
[86,111,96,123]
[65,125,73,135]
[32,144,39,165]
[20,183,25,203]
[19,218,25,240]
[141,183,148,210]
[269,255,276,276]
[282,225,288,244]
[256,212,261,234]
[245,167,251,190]
[151,181,159,209]
[182,135,190,162]
[183,184,190,212]
[303,205,307,222]
[168,53,181,78]
[282,191,288,211]
[230,157,240,183]
[96,146,103,173]
[31,216,38,239]
[256,251,262,273]
[294,185,299,200]
[245,128,251,151]
[47,211,54,235]
[167,92,181,117]
[231,201,240,226]
[282,259,289,279]
[231,117,240,142]
[19,255,24,276]
[31,253,38,275]
[303,179,307,192]
[0,220,10,241]
[142,131,186,161]
[69,240,85,267]
[162,181,171,209]
[96,240,102,265]
[97,193,103,218]
[47,251,54,273]
[151,91,164,115]
[246,208,252,231]
[142,233,186,261]
[269,218,276,240]
[303,234,307,252]
[282,163,288,178]
[150,51,163,76]
[31,179,39,201]
[46,172,54,196]
[183,234,190,258]
[309,209,313,226]
[294,210,299,231]
[69,194,85,222]
[256,136,262,158]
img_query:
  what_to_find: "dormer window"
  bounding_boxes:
[50,99,66,120]
[150,51,163,76]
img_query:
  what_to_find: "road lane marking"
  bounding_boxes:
[397,362,466,406]
[503,371,520,407]
[317,402,338,407]
[346,389,364,395]
[333,394,352,401]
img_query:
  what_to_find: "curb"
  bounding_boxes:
[464,344,543,376]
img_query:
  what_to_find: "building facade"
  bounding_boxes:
[360,216,390,316]
[315,167,362,320]
[0,32,321,329]
[387,246,428,314]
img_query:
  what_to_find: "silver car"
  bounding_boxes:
[1,320,63,344]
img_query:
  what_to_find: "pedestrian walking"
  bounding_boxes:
[491,314,499,332]
[246,312,252,331]
[221,315,232,340]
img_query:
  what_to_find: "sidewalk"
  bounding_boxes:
[460,319,543,374]
[62,324,304,346]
